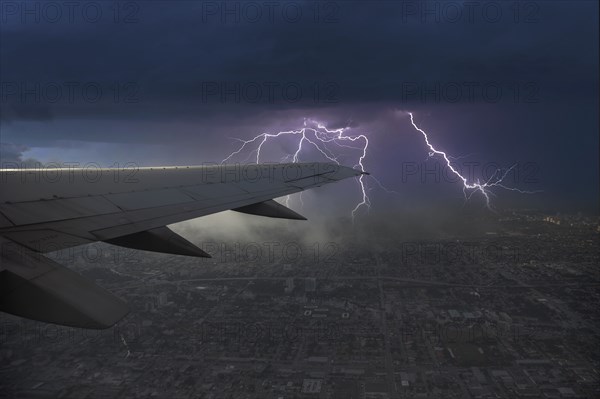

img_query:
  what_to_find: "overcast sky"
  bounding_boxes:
[1,1,598,215]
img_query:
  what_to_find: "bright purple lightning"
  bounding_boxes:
[408,112,540,209]
[221,113,537,219]
[221,120,371,220]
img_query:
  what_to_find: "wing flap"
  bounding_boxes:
[3,229,94,253]
[88,186,299,241]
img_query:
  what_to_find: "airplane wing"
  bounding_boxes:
[0,162,362,329]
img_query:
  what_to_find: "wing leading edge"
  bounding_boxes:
[0,163,362,328]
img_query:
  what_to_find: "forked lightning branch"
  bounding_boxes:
[221,113,539,218]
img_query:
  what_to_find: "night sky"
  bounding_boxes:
[1,1,598,216]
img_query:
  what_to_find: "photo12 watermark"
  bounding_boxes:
[1,81,141,104]
[200,81,341,104]
[198,1,341,24]
[400,81,541,104]
[0,1,141,25]
[397,1,541,24]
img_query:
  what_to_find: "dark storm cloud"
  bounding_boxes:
[2,1,597,121]
[0,0,598,211]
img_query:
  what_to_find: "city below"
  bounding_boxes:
[1,210,599,399]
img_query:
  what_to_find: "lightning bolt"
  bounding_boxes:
[221,119,372,220]
[408,112,540,209]
[220,113,538,219]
